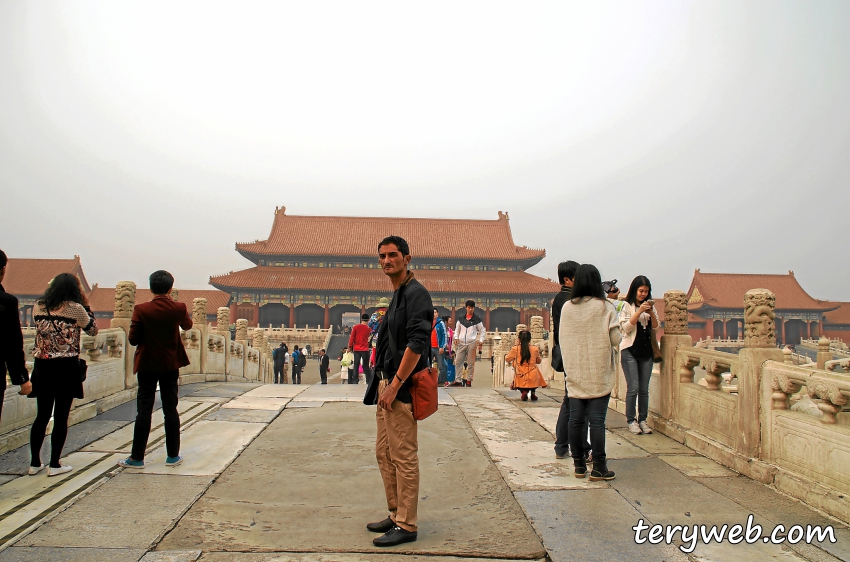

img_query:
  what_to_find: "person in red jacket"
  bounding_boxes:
[119,270,192,469]
[348,313,373,385]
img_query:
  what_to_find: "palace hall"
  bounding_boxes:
[209,207,560,332]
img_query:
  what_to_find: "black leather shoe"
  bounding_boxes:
[366,517,394,533]
[373,526,418,546]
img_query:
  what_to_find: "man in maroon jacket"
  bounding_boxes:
[119,270,192,469]
[349,313,373,385]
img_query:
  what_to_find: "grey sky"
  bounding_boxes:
[1,1,848,301]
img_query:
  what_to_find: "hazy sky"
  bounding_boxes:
[1,1,848,301]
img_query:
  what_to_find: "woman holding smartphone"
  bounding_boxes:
[619,275,659,436]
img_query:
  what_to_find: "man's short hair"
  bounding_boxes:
[0,249,7,269]
[149,270,174,295]
[558,261,580,284]
[465,300,475,308]
[361,313,370,321]
[320,348,326,353]
[377,235,410,257]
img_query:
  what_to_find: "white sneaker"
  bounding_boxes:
[28,464,45,476]
[639,421,653,434]
[628,421,642,435]
[47,465,72,477]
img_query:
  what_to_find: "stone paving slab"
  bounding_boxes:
[658,454,736,478]
[140,551,202,562]
[242,385,309,399]
[609,457,810,560]
[0,451,123,550]
[82,401,217,453]
[197,552,546,562]
[285,401,324,408]
[611,427,693,454]
[496,389,560,405]
[143,420,266,476]
[520,406,649,460]
[185,387,250,398]
[293,384,366,402]
[18,473,210,549]
[159,402,546,559]
[204,409,279,424]
[0,546,147,561]
[181,396,231,404]
[516,489,689,562]
[0,418,130,475]
[697,475,850,561]
[220,397,289,411]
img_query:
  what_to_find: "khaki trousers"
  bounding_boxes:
[454,341,478,381]
[375,380,419,532]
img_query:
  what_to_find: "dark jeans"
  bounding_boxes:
[348,368,357,384]
[30,390,74,468]
[432,347,447,384]
[353,350,372,386]
[554,384,590,458]
[319,367,327,385]
[131,370,180,461]
[273,364,284,384]
[621,348,653,423]
[292,367,301,384]
[568,394,610,464]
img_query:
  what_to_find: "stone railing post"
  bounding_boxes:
[660,291,691,421]
[193,298,208,374]
[217,307,231,375]
[738,289,784,459]
[817,336,831,370]
[253,330,264,382]
[110,280,137,389]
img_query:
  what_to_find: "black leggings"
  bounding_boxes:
[30,390,74,468]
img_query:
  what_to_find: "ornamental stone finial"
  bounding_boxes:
[217,307,230,333]
[192,298,207,325]
[113,281,136,319]
[663,291,688,335]
[744,289,776,348]
[235,319,248,341]
[171,289,179,302]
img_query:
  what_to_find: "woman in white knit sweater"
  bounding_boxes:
[558,264,621,481]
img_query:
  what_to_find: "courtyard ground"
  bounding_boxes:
[0,361,847,562]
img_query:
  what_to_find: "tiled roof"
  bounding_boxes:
[88,287,230,315]
[235,209,545,263]
[210,267,560,295]
[686,270,832,311]
[823,302,850,325]
[3,257,90,295]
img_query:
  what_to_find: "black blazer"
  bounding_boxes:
[320,354,330,373]
[0,284,28,385]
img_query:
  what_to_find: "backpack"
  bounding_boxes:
[298,352,307,368]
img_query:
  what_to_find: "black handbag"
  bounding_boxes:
[551,344,564,372]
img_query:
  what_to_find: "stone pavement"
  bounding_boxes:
[0,362,847,561]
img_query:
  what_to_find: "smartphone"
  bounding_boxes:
[646,300,655,307]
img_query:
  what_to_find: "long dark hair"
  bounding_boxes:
[518,330,531,365]
[625,275,652,306]
[38,273,84,311]
[570,264,605,302]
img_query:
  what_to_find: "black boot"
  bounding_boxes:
[573,458,587,479]
[589,458,615,481]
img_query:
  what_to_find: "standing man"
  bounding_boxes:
[273,342,286,384]
[367,235,433,547]
[318,348,329,384]
[291,345,302,385]
[552,261,589,460]
[349,313,373,386]
[0,250,33,412]
[452,300,485,387]
[119,270,192,469]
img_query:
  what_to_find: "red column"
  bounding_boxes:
[780,319,786,345]
[323,305,330,329]
[543,308,551,333]
[704,318,714,340]
[722,320,727,339]
[361,304,366,316]
[806,321,811,339]
[485,307,491,331]
[451,307,456,325]
[289,304,296,329]
[253,303,260,327]
[519,307,525,327]
[230,303,239,324]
